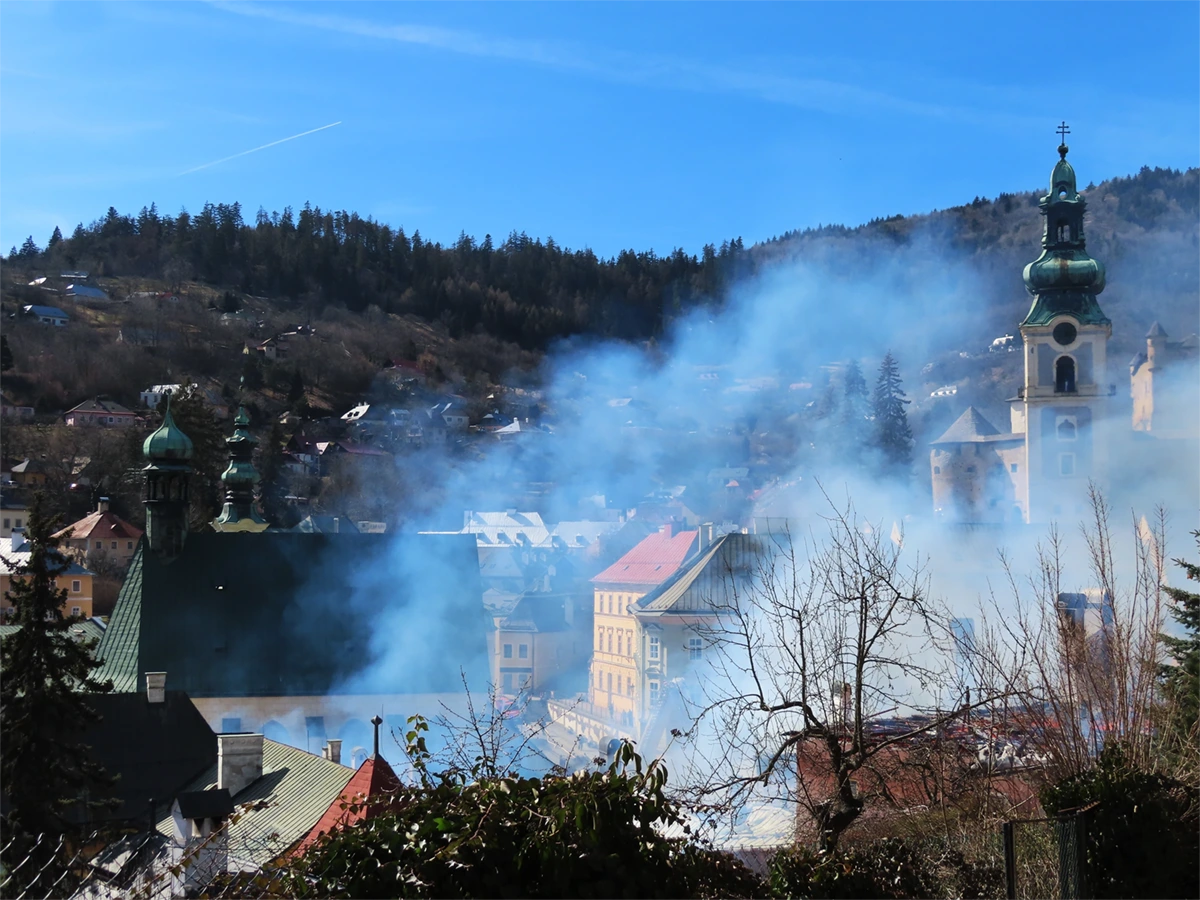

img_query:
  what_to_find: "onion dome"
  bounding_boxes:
[143,395,195,464]
[212,406,268,533]
[1021,136,1110,328]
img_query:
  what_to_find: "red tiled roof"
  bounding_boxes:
[592,527,698,587]
[53,510,143,542]
[295,755,402,854]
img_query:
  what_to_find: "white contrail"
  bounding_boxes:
[179,121,342,175]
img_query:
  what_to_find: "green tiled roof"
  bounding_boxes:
[94,540,145,692]
[156,739,354,867]
[96,532,486,698]
[1,618,106,644]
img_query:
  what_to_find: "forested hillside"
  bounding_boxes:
[3,164,1196,415]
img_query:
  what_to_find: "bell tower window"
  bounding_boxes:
[1056,221,1070,242]
[1055,357,1076,393]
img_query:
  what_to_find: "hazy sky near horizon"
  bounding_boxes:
[1,1,1197,257]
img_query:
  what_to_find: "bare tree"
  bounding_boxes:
[970,486,1173,783]
[676,492,991,851]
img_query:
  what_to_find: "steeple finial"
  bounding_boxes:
[370,715,383,759]
[211,404,269,533]
[1056,121,1070,158]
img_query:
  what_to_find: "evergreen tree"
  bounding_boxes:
[1161,531,1200,745]
[169,387,227,529]
[0,497,114,833]
[871,351,913,473]
[19,236,39,260]
[1,334,14,372]
[47,226,63,249]
[839,359,870,461]
[287,368,305,407]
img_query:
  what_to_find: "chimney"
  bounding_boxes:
[700,522,714,550]
[97,496,110,514]
[323,739,342,765]
[660,523,673,539]
[217,733,263,798]
[146,671,167,703]
[332,516,340,534]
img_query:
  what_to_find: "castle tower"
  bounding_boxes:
[211,406,269,533]
[142,395,194,558]
[1016,129,1112,523]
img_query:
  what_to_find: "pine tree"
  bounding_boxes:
[19,236,39,259]
[1161,531,1199,745]
[169,387,226,529]
[1,334,14,372]
[0,497,114,833]
[871,351,913,473]
[47,226,63,248]
[839,359,870,460]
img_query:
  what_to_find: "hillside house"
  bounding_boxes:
[23,304,69,326]
[65,283,110,302]
[9,459,49,487]
[1,491,27,538]
[1,530,95,619]
[53,497,144,570]
[64,397,141,427]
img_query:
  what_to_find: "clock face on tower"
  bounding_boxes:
[1052,322,1078,347]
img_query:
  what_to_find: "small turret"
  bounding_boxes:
[143,395,193,559]
[211,407,269,533]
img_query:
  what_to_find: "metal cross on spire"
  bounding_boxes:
[1057,121,1070,143]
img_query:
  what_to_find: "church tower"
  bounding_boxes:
[211,406,269,533]
[1016,127,1111,523]
[142,395,194,558]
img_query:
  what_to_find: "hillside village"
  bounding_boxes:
[1,145,1197,897]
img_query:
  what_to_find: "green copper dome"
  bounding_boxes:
[1021,139,1110,328]
[143,397,195,463]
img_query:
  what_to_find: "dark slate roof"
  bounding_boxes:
[66,397,137,417]
[1147,321,1167,337]
[96,532,487,698]
[930,407,1023,446]
[176,788,233,820]
[72,690,217,825]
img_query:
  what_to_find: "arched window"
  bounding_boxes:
[1055,356,1076,393]
[1056,221,1070,242]
[1057,418,1077,441]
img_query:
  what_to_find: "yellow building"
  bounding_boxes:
[1130,323,1199,438]
[0,532,95,619]
[584,525,698,734]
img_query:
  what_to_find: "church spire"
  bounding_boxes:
[211,406,269,533]
[1021,126,1109,327]
[142,393,194,559]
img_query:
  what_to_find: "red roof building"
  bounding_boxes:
[592,524,698,588]
[295,753,403,854]
[53,498,143,569]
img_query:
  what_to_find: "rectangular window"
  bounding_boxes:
[597,629,603,649]
[503,643,513,659]
[607,673,612,693]
[689,637,703,660]
[71,606,81,616]
[221,718,242,733]
[111,541,117,549]
[649,636,660,661]
[607,631,612,653]
[95,540,102,549]
[2,519,8,529]
[72,580,81,592]
[617,634,623,656]
[627,677,634,696]
[1010,463,1018,473]
[518,644,528,659]
[127,541,133,549]
[503,672,513,691]
[1059,453,1076,477]
[13,519,20,528]
[649,681,660,705]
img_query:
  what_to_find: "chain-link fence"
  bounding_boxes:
[1002,811,1089,900]
[0,826,313,900]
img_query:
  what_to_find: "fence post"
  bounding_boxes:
[1076,809,1089,899]
[1003,820,1017,900]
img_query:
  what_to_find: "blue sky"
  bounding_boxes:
[1,2,1196,257]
